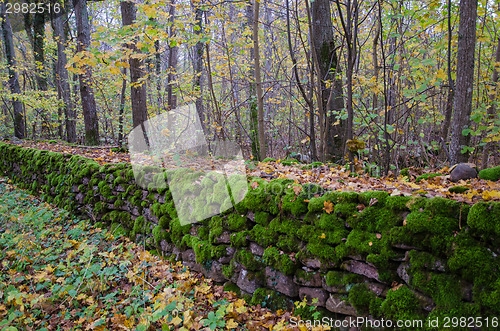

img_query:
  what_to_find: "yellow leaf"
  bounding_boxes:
[171,315,183,326]
[323,201,334,214]
[226,319,239,329]
[319,233,326,239]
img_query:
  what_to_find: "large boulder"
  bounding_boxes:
[450,163,477,182]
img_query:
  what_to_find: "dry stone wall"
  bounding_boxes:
[0,142,499,323]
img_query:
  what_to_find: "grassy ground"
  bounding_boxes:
[0,179,303,331]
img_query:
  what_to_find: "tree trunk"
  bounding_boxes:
[310,0,344,162]
[191,0,205,131]
[121,1,148,130]
[481,37,500,168]
[74,0,99,145]
[247,0,259,160]
[1,3,25,138]
[52,4,76,143]
[166,0,178,111]
[253,0,266,160]
[441,0,454,145]
[33,12,47,91]
[449,0,478,164]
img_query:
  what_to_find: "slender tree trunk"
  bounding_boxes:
[253,0,266,160]
[247,0,259,160]
[191,0,205,130]
[33,12,47,91]
[441,0,454,145]
[74,0,99,145]
[52,4,76,142]
[121,1,148,130]
[1,3,25,138]
[166,0,178,110]
[449,0,478,164]
[118,69,127,148]
[481,37,500,168]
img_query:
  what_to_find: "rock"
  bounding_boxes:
[181,249,196,262]
[183,261,204,273]
[294,271,322,287]
[214,231,231,244]
[397,262,411,284]
[342,260,380,282]
[76,192,85,204]
[236,269,262,294]
[160,240,173,253]
[205,261,226,283]
[325,294,357,316]
[265,267,299,297]
[322,276,347,294]
[298,257,322,269]
[366,282,387,296]
[249,242,265,256]
[450,163,477,182]
[299,287,328,307]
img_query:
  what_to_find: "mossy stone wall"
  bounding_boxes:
[0,142,499,323]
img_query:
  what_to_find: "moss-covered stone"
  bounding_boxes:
[234,248,264,271]
[348,283,380,316]
[250,288,290,311]
[230,230,248,247]
[467,201,500,236]
[448,185,470,194]
[226,214,248,231]
[249,224,278,247]
[262,246,297,276]
[415,172,442,183]
[478,166,500,181]
[254,211,272,226]
[380,286,422,324]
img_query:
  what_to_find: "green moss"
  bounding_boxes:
[197,226,209,241]
[158,215,170,229]
[250,288,289,311]
[269,218,301,236]
[110,222,128,237]
[467,201,500,235]
[170,218,191,245]
[249,224,278,247]
[228,231,248,248]
[478,166,500,181]
[113,198,124,209]
[254,211,271,226]
[262,158,276,162]
[152,225,169,244]
[234,248,264,271]
[263,246,297,276]
[222,260,237,279]
[334,202,358,218]
[315,213,344,231]
[411,271,463,309]
[281,191,308,216]
[223,281,241,295]
[348,283,379,315]
[307,242,337,263]
[380,286,422,324]
[345,229,383,255]
[276,235,300,252]
[449,185,470,194]
[324,270,363,288]
[132,216,146,235]
[226,214,247,231]
[359,191,389,206]
[415,172,441,183]
[405,210,458,234]
[448,243,497,284]
[350,206,401,232]
[400,168,409,177]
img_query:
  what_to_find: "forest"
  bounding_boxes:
[1,1,500,329]
[0,0,498,174]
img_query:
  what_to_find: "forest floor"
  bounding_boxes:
[6,139,500,204]
[0,179,310,331]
